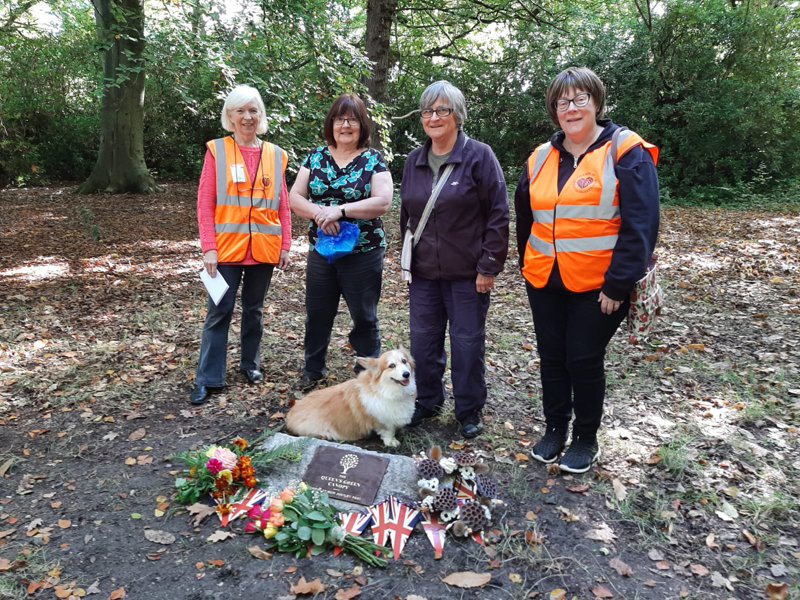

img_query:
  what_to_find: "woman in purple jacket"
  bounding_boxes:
[400,80,509,438]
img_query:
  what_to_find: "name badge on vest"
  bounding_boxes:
[230,164,246,183]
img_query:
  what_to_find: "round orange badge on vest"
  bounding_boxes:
[262,176,271,188]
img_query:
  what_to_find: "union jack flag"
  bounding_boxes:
[453,477,476,503]
[215,488,268,527]
[333,510,373,557]
[367,500,393,554]
[419,510,447,558]
[385,496,420,560]
[472,530,485,546]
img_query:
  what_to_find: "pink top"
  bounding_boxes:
[197,144,292,265]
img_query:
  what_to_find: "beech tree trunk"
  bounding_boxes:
[364,0,398,148]
[78,0,159,194]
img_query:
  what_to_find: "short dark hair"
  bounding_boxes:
[545,67,606,127]
[323,94,371,149]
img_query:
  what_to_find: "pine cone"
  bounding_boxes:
[433,486,458,513]
[458,499,489,531]
[452,450,477,467]
[417,458,445,480]
[475,474,499,499]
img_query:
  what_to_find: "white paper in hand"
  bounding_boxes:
[199,269,229,305]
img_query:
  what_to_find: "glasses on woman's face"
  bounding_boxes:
[420,107,453,119]
[333,116,359,127]
[555,92,591,112]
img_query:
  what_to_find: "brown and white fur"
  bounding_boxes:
[286,348,416,447]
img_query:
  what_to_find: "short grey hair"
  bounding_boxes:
[220,85,267,135]
[419,80,467,128]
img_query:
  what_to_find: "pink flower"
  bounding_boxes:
[210,447,238,470]
[205,458,223,475]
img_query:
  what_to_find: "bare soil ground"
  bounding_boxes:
[0,183,798,600]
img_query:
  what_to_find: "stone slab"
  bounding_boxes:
[259,432,419,511]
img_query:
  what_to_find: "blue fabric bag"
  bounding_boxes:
[315,221,359,263]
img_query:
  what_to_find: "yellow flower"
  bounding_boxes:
[218,469,233,484]
[205,446,220,458]
[298,482,308,492]
[263,524,278,539]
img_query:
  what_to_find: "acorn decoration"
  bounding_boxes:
[433,486,458,514]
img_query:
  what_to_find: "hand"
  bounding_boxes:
[314,205,342,236]
[476,273,495,294]
[598,291,623,315]
[203,250,218,278]
[277,249,290,270]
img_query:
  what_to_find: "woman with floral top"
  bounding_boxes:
[289,94,393,389]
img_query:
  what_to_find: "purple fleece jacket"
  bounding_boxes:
[400,131,509,280]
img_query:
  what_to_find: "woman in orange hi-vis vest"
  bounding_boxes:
[190,85,291,405]
[514,67,660,473]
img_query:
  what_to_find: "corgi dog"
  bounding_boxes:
[286,348,416,447]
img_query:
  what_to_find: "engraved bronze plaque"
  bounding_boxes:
[302,446,389,506]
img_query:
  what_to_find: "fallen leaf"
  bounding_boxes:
[515,453,529,462]
[127,428,146,441]
[289,577,326,595]
[647,549,665,561]
[124,458,136,467]
[655,561,670,570]
[591,585,613,598]
[509,573,522,583]
[643,580,656,587]
[609,557,632,576]
[715,510,734,522]
[187,503,216,527]
[566,483,590,494]
[285,566,297,573]
[0,557,12,571]
[0,529,16,539]
[585,522,616,543]
[57,520,71,529]
[742,529,766,550]
[247,545,272,559]
[136,455,153,465]
[710,571,733,591]
[441,571,492,588]
[690,564,709,577]
[206,530,235,543]
[770,564,787,577]
[611,479,627,502]
[705,533,719,549]
[144,530,175,545]
[555,506,579,522]
[549,589,566,600]
[0,458,14,477]
[86,580,101,595]
[207,559,224,567]
[334,585,361,600]
[108,588,126,600]
[765,582,788,600]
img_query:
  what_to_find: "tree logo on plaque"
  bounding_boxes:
[340,454,359,476]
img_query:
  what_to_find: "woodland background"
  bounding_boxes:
[1,0,800,201]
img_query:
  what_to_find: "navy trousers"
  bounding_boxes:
[303,248,384,377]
[195,263,274,387]
[409,277,490,425]
[525,283,628,438]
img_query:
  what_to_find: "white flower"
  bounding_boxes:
[439,457,457,474]
[420,495,435,510]
[459,466,476,481]
[417,478,439,493]
[483,505,492,520]
[440,509,457,522]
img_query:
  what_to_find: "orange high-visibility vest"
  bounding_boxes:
[207,136,288,263]
[522,129,658,292]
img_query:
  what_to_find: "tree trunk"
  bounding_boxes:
[364,0,398,149]
[78,0,159,194]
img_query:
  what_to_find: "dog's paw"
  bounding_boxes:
[382,436,400,448]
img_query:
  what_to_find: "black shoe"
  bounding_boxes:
[294,373,323,391]
[190,385,212,405]
[410,404,439,426]
[460,422,483,438]
[240,369,263,384]
[558,436,600,474]
[531,426,568,464]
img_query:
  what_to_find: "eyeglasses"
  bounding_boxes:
[420,107,453,119]
[333,117,359,126]
[554,92,591,112]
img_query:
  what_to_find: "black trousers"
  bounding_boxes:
[525,283,628,438]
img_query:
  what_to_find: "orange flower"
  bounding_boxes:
[269,512,285,527]
[269,498,284,513]
[216,503,232,515]
[279,488,295,504]
[233,437,248,450]
[244,476,256,488]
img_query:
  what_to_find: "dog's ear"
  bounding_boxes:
[356,356,379,372]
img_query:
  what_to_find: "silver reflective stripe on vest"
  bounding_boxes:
[553,203,619,220]
[528,142,551,182]
[528,233,555,257]
[214,222,282,235]
[555,235,618,252]
[532,208,554,222]
[212,139,281,211]
[213,138,228,204]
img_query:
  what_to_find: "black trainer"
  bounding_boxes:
[409,404,440,426]
[558,436,600,474]
[294,373,323,391]
[531,426,568,463]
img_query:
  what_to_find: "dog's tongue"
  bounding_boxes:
[399,379,410,387]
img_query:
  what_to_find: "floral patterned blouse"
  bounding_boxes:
[301,146,389,253]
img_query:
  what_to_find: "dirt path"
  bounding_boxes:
[1,184,798,600]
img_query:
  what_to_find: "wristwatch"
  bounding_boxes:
[340,206,346,218]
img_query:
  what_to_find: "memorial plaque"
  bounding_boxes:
[302,446,389,506]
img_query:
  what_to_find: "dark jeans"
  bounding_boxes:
[409,277,490,425]
[303,248,384,377]
[525,283,627,438]
[195,263,274,387]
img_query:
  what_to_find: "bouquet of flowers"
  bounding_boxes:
[172,429,305,506]
[246,483,390,567]
[416,445,502,538]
